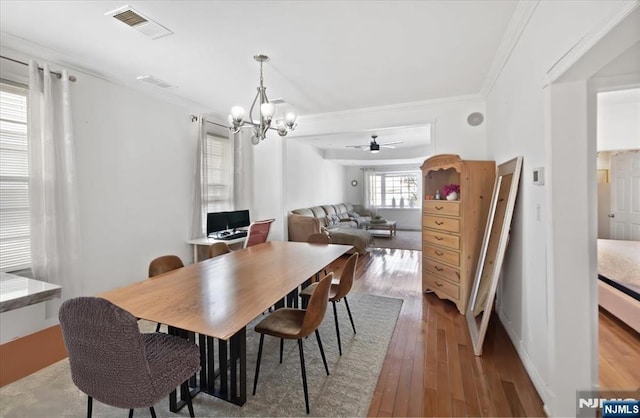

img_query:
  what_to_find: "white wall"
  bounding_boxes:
[485,1,637,415]
[0,50,198,344]
[251,132,286,241]
[283,139,347,213]
[597,90,640,151]
[344,166,364,205]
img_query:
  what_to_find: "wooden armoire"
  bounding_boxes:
[420,154,496,314]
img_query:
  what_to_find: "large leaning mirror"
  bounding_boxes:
[466,156,523,356]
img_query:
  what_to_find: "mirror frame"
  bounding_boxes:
[466,156,523,356]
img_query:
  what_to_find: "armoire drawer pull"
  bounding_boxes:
[435,250,444,256]
[435,281,443,287]
[435,221,444,225]
[435,206,444,210]
[435,266,444,271]
[455,271,460,278]
[435,236,444,240]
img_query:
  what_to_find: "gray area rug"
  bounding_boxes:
[370,229,421,251]
[0,293,402,417]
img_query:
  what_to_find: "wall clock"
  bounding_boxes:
[351,180,358,187]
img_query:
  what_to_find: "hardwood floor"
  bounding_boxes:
[328,248,640,417]
[329,248,546,417]
[598,308,640,391]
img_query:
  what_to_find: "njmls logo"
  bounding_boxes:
[602,400,640,417]
[576,391,640,418]
[579,398,637,408]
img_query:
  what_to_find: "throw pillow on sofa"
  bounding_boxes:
[327,214,341,226]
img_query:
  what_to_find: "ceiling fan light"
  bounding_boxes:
[370,143,380,153]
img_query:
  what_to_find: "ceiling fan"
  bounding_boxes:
[345,135,403,153]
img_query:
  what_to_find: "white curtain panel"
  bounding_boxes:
[190,116,207,239]
[233,129,254,213]
[363,167,378,213]
[28,60,80,304]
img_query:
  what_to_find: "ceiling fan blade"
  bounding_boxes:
[380,145,396,149]
[380,141,403,146]
[345,145,369,149]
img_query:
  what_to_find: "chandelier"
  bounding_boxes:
[228,54,297,145]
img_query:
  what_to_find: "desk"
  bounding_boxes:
[187,236,246,262]
[0,272,62,313]
[100,241,352,409]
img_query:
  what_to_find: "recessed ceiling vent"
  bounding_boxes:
[106,5,173,40]
[136,75,176,89]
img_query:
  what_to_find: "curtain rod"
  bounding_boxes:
[189,115,228,129]
[0,55,77,82]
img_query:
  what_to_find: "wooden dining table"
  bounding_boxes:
[99,240,352,410]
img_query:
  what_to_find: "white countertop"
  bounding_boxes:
[0,272,62,313]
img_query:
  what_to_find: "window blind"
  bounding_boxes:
[0,82,30,272]
[204,132,233,212]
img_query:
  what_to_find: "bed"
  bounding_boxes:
[597,239,640,333]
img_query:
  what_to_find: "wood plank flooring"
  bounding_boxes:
[327,248,546,417]
[329,247,640,417]
[598,308,640,391]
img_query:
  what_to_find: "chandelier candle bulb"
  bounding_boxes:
[260,102,275,120]
[231,106,245,123]
[284,111,297,126]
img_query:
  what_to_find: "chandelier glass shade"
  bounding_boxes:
[228,54,297,145]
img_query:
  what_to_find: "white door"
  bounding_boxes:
[610,150,640,240]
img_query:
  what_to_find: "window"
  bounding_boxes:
[0,82,30,272]
[368,171,419,208]
[203,132,233,212]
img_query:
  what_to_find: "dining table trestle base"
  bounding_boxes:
[168,326,247,412]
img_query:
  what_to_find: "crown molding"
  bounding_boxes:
[298,94,484,123]
[545,1,639,85]
[480,0,540,98]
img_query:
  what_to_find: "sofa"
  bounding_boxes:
[288,203,374,254]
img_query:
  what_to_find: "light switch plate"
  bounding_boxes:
[533,167,544,185]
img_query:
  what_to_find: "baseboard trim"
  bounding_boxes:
[498,307,551,413]
[0,324,67,387]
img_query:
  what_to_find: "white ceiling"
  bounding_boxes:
[0,0,518,164]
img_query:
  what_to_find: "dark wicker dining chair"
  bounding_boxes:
[148,255,184,332]
[59,297,200,418]
[300,252,358,355]
[253,273,334,414]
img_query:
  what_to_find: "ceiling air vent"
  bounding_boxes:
[136,75,176,89]
[106,5,173,40]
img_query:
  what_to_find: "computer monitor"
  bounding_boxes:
[206,212,229,236]
[227,209,250,230]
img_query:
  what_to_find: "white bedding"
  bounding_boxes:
[597,239,640,294]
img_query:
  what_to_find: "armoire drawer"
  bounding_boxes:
[424,215,460,233]
[425,273,460,300]
[423,200,460,217]
[423,259,461,283]
[423,244,460,266]
[423,229,460,250]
